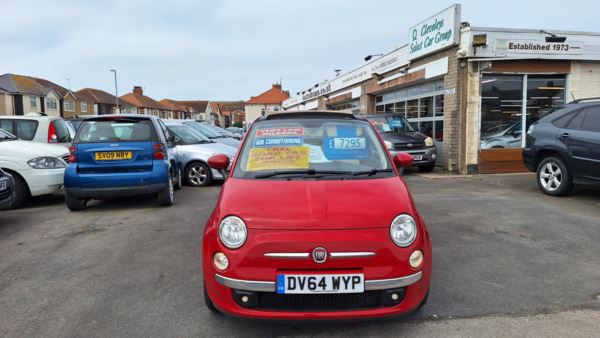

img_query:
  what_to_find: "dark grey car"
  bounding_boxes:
[0,168,15,210]
[523,98,600,196]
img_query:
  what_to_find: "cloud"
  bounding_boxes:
[1,0,599,101]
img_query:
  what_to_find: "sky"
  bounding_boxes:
[1,0,599,102]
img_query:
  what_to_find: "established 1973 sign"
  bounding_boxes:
[408,4,461,61]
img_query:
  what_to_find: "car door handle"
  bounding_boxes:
[560,132,570,139]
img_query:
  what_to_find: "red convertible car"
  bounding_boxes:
[202,111,431,320]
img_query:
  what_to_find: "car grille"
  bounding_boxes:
[241,290,405,312]
[61,154,70,163]
[394,142,424,151]
[0,185,11,201]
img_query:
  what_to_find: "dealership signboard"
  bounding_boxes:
[408,4,461,60]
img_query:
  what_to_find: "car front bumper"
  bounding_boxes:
[20,168,65,197]
[203,226,431,320]
[0,175,15,209]
[390,147,436,166]
[522,148,536,172]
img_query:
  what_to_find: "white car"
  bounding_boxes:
[0,128,69,208]
[0,113,72,147]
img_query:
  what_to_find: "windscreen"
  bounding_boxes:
[367,115,415,133]
[233,118,394,179]
[167,125,210,144]
[75,119,157,142]
[184,122,221,138]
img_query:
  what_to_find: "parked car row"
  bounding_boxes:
[0,114,242,210]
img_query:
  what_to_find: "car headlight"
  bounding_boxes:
[219,216,247,249]
[527,124,535,134]
[390,214,417,247]
[384,140,393,150]
[424,137,434,147]
[27,157,66,169]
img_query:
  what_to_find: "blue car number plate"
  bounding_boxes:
[276,274,364,294]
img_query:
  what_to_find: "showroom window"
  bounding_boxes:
[374,80,444,141]
[480,74,566,149]
[329,100,360,114]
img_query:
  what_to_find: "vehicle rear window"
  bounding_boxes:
[51,119,71,143]
[75,119,158,143]
[0,119,39,140]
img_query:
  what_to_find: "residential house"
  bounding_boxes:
[120,86,168,117]
[204,101,245,127]
[176,100,209,120]
[0,74,63,117]
[75,87,135,115]
[245,83,289,124]
[159,99,193,119]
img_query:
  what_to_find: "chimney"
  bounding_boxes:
[272,83,282,90]
[133,86,143,95]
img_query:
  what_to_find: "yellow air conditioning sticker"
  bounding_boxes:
[247,146,310,171]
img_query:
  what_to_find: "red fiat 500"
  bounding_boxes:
[203,111,431,320]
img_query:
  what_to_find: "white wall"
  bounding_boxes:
[569,61,600,101]
[244,104,282,123]
[22,95,43,114]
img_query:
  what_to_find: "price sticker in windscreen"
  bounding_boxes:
[333,137,366,150]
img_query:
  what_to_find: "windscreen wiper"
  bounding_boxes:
[351,169,394,176]
[255,169,351,179]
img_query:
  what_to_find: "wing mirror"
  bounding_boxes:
[208,154,230,171]
[394,152,414,168]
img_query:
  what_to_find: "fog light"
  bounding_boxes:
[241,295,249,303]
[213,252,229,271]
[391,293,399,301]
[409,250,423,268]
[432,154,437,159]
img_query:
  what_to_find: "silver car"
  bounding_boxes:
[480,121,523,149]
[182,120,241,148]
[164,122,237,187]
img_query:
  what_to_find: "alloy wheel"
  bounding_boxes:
[539,162,562,192]
[188,165,207,186]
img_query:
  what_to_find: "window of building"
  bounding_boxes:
[274,106,280,111]
[65,99,75,112]
[81,102,88,113]
[374,80,445,141]
[480,74,566,149]
[29,96,37,108]
[329,100,360,114]
[46,98,58,110]
[261,108,266,116]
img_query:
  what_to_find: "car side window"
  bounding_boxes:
[0,119,15,135]
[565,111,585,130]
[552,112,577,128]
[16,120,39,140]
[157,120,171,141]
[580,107,600,132]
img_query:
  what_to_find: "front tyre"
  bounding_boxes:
[185,162,212,187]
[65,192,87,211]
[173,167,182,191]
[536,156,573,196]
[418,163,435,173]
[157,178,174,206]
[203,285,219,313]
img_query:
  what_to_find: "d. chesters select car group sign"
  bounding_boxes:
[408,4,461,60]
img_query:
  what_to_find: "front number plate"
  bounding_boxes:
[0,181,6,191]
[276,274,364,294]
[95,151,132,161]
[413,154,423,161]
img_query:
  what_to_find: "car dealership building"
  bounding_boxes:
[282,4,600,174]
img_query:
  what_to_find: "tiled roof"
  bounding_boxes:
[246,84,289,105]
[33,77,69,97]
[0,74,55,96]
[176,100,209,113]
[75,88,133,106]
[120,92,164,110]
[160,99,188,112]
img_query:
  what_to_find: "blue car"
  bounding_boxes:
[64,115,180,211]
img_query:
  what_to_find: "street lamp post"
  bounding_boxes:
[109,69,119,113]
